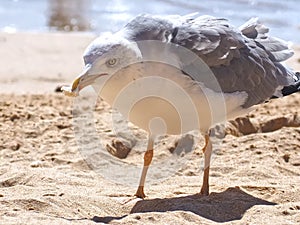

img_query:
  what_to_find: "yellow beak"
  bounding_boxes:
[70,65,108,93]
[62,64,108,97]
[71,76,81,92]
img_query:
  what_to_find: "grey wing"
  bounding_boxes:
[171,16,295,108]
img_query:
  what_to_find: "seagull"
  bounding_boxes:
[62,13,300,198]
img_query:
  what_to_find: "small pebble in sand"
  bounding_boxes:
[282,153,290,163]
[9,141,21,151]
[10,114,20,122]
[106,139,132,159]
[30,160,43,168]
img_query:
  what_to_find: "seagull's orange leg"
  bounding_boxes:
[200,134,212,196]
[135,136,154,199]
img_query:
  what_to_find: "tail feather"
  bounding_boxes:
[281,72,300,96]
[240,18,294,62]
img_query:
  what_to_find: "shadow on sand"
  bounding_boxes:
[92,187,276,223]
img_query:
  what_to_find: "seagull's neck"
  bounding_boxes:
[138,44,182,69]
[97,63,143,106]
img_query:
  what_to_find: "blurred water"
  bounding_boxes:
[0,0,299,42]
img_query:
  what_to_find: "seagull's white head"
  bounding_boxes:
[70,32,142,93]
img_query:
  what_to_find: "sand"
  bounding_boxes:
[0,31,300,225]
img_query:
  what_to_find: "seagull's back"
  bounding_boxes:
[121,14,298,108]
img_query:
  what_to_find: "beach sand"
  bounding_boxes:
[0,32,299,224]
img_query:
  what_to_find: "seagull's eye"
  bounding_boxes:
[107,58,117,66]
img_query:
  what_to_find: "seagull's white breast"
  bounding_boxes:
[97,62,249,135]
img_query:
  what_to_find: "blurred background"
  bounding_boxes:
[0,0,299,42]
